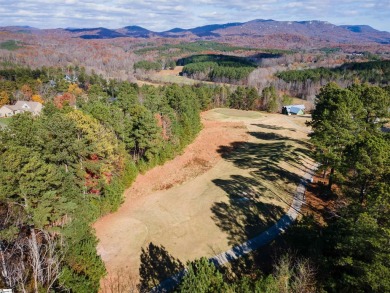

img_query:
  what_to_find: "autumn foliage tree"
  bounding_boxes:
[0,91,9,107]
[31,94,44,104]
[21,84,33,100]
[67,83,83,97]
[53,92,76,108]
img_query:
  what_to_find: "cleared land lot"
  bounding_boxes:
[136,66,228,86]
[94,108,314,285]
[136,66,198,86]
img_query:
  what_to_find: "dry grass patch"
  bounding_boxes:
[94,109,314,286]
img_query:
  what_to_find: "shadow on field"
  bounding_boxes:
[212,130,312,246]
[248,130,311,149]
[138,242,184,292]
[211,175,285,245]
[251,123,297,132]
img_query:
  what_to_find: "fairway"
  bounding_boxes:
[94,109,314,285]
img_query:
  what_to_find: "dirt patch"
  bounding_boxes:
[120,116,249,203]
[302,173,341,225]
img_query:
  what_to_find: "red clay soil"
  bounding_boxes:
[94,114,249,226]
[117,114,248,207]
[302,173,340,225]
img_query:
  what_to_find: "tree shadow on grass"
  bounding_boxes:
[211,175,285,246]
[248,131,311,149]
[251,123,297,132]
[138,242,184,292]
[217,140,303,187]
[212,130,313,246]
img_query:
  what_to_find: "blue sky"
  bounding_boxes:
[0,0,389,32]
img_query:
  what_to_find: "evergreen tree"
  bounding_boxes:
[179,258,228,293]
[308,83,361,190]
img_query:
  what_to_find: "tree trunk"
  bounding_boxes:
[0,242,10,287]
[328,167,335,191]
[359,178,368,204]
[30,227,40,293]
[322,159,329,179]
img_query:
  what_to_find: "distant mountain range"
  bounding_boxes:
[2,19,390,48]
[63,22,246,39]
[61,19,390,45]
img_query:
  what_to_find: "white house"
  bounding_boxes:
[0,101,43,117]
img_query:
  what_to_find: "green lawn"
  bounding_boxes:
[0,117,12,128]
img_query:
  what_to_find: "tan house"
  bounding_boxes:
[0,101,43,117]
[0,105,15,117]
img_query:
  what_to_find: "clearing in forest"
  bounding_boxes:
[136,66,198,85]
[94,108,314,287]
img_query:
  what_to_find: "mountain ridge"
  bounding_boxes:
[2,19,389,47]
[65,19,390,45]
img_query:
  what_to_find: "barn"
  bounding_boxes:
[282,104,305,115]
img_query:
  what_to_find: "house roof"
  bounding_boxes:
[283,104,305,111]
[0,105,15,111]
[290,106,305,114]
[14,101,42,112]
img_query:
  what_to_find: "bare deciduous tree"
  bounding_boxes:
[274,254,317,293]
[1,229,65,293]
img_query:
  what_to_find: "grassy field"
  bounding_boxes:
[205,108,263,120]
[148,73,200,85]
[0,117,12,128]
[137,66,233,87]
[137,66,201,85]
[95,109,314,286]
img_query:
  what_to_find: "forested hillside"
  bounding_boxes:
[275,60,390,99]
[0,67,205,292]
[179,54,256,84]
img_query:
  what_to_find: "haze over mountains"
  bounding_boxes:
[4,19,388,45]
[2,19,390,52]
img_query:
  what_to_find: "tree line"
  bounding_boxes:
[277,60,390,85]
[134,41,257,58]
[180,54,257,84]
[274,60,390,100]
[287,82,390,292]
[133,59,176,72]
[0,65,293,113]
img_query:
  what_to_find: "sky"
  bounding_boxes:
[0,0,389,32]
